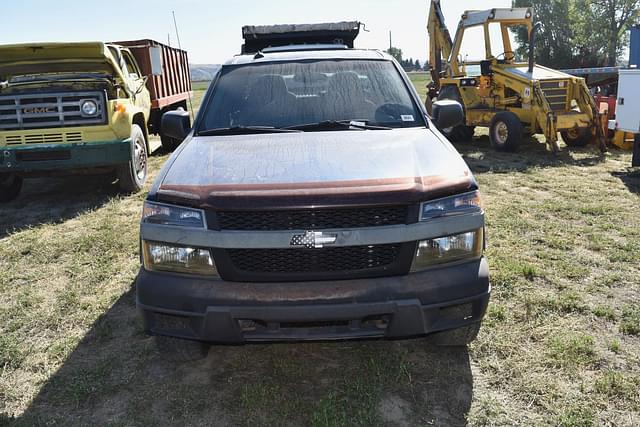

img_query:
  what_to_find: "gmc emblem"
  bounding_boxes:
[23,107,55,114]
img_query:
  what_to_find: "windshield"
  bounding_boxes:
[199,59,424,132]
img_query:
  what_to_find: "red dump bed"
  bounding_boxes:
[115,39,192,110]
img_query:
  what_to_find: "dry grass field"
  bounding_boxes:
[1,74,639,426]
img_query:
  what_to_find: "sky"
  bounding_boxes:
[1,0,512,64]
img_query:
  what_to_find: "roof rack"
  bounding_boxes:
[241,22,362,54]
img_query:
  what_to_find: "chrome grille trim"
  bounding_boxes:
[0,91,107,130]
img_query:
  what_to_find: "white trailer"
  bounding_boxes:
[616,69,640,166]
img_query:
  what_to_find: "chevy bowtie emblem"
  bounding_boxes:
[290,231,338,249]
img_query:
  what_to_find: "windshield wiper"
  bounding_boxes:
[198,126,302,136]
[284,120,392,131]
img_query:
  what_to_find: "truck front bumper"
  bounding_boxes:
[0,140,131,174]
[137,257,490,343]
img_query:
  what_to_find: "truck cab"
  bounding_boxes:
[0,40,191,201]
[137,23,490,362]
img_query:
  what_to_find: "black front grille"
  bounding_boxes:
[227,244,401,274]
[216,205,410,231]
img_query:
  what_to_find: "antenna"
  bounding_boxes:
[172,11,193,117]
[167,33,171,47]
[389,31,392,51]
[172,11,182,50]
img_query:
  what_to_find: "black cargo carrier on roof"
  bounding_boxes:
[241,21,361,53]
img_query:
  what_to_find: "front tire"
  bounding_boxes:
[0,174,23,203]
[490,111,522,152]
[561,128,591,147]
[116,124,148,193]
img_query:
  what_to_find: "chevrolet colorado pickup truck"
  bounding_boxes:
[0,40,191,201]
[137,23,490,361]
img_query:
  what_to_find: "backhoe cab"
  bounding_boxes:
[427,0,607,152]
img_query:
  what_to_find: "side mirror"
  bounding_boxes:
[431,100,464,130]
[149,46,163,76]
[161,110,191,141]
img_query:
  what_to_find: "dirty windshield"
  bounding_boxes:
[199,59,424,132]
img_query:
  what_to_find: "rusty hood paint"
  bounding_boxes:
[156,127,476,209]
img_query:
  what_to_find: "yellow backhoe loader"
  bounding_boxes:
[427,0,608,152]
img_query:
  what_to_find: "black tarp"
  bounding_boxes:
[241,22,361,54]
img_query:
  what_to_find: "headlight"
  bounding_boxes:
[142,201,205,228]
[411,228,483,271]
[80,100,98,116]
[420,191,482,221]
[143,241,218,276]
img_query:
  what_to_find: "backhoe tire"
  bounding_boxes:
[116,124,148,193]
[561,128,591,147]
[0,174,23,203]
[427,322,482,347]
[490,112,522,152]
[446,124,476,142]
[436,86,475,142]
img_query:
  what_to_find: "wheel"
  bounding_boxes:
[561,128,591,147]
[436,86,475,142]
[428,322,482,346]
[490,111,522,152]
[0,174,23,202]
[160,106,186,152]
[116,124,148,193]
[154,335,210,363]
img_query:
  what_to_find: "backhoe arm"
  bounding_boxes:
[428,0,453,90]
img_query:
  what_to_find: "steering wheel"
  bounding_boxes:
[496,51,516,61]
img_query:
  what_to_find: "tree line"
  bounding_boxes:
[386,0,639,71]
[385,47,428,71]
[513,0,640,68]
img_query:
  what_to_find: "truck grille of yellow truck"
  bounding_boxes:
[0,91,106,130]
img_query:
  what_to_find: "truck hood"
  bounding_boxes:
[503,64,575,81]
[156,128,476,209]
[0,42,119,80]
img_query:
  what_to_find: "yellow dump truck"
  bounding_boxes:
[0,40,191,201]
